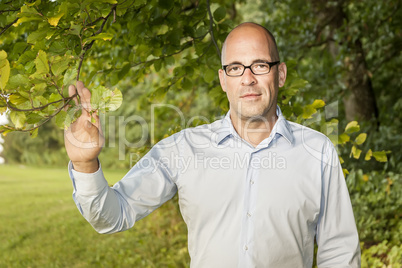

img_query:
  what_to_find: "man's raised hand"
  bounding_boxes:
[64,81,104,173]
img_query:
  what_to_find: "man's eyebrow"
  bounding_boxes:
[225,61,243,65]
[252,59,270,63]
[225,59,270,65]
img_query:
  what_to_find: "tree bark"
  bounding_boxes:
[310,0,379,123]
[343,39,379,122]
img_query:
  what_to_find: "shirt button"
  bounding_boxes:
[247,212,251,217]
[250,180,255,185]
[244,245,248,251]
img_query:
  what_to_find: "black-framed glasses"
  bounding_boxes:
[222,61,280,77]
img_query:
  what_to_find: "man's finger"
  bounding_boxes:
[81,87,92,111]
[76,81,91,115]
[68,85,79,105]
[76,81,91,104]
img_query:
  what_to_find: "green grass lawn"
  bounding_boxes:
[1,165,401,267]
[0,165,189,268]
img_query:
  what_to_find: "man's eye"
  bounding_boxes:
[255,64,269,69]
[228,66,241,72]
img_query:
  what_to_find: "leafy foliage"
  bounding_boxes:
[0,0,401,265]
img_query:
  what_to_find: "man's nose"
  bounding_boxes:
[241,67,257,86]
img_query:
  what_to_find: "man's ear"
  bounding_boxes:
[278,62,287,87]
[218,69,227,92]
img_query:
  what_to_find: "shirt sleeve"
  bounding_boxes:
[68,136,180,234]
[316,140,361,268]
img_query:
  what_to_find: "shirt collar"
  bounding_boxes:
[216,105,294,145]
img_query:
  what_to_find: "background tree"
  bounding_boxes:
[0,0,401,266]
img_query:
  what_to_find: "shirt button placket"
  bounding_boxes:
[242,151,256,265]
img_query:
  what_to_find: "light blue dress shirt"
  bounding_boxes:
[69,106,361,268]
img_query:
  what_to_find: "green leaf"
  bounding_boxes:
[84,33,114,44]
[154,60,162,72]
[204,68,216,83]
[30,128,38,138]
[18,50,36,65]
[288,78,308,89]
[181,77,192,90]
[148,87,167,103]
[69,23,82,36]
[95,0,118,4]
[106,88,123,111]
[311,99,325,109]
[345,121,360,134]
[27,29,48,44]
[48,12,65,27]
[26,0,41,7]
[134,0,146,7]
[9,110,26,129]
[213,7,226,22]
[13,16,42,26]
[9,94,28,106]
[36,96,48,105]
[0,58,10,90]
[7,74,30,88]
[0,50,7,60]
[118,64,131,80]
[51,57,70,76]
[91,85,107,110]
[355,133,367,145]
[364,149,372,161]
[63,69,77,86]
[34,50,49,74]
[351,145,362,159]
[372,151,388,162]
[301,105,316,119]
[167,31,181,46]
[158,0,174,9]
[338,133,350,144]
[55,110,67,129]
[49,93,62,103]
[33,82,47,93]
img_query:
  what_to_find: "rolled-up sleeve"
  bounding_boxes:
[68,135,180,234]
[316,140,361,267]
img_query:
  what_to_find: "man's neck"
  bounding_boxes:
[231,112,278,147]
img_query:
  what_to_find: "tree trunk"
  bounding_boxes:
[310,0,379,123]
[343,39,379,122]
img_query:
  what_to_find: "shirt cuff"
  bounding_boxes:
[68,160,109,196]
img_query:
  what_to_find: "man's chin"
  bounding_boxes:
[239,112,269,122]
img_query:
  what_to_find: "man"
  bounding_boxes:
[65,22,361,267]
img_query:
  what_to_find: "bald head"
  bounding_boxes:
[221,22,280,64]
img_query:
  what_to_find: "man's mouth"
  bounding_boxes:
[240,93,262,99]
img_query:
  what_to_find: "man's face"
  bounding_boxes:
[219,25,287,123]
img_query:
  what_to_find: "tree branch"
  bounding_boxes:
[372,43,402,74]
[77,4,117,81]
[85,16,104,27]
[131,40,193,67]
[305,37,336,48]
[84,8,93,24]
[0,18,18,36]
[5,94,77,112]
[181,2,198,12]
[1,94,77,133]
[377,2,400,27]
[206,0,221,59]
[0,9,19,14]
